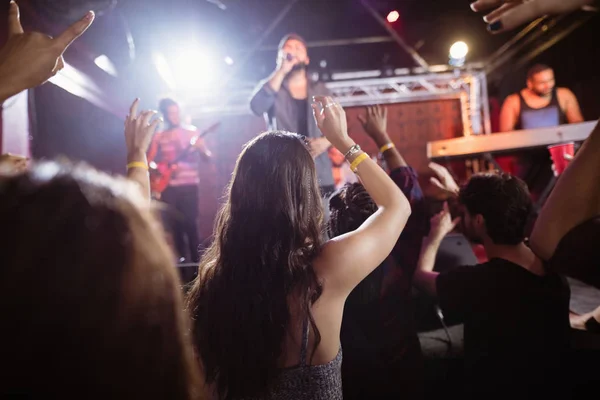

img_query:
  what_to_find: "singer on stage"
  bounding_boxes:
[250,34,336,197]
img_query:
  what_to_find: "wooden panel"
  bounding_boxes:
[346,99,464,172]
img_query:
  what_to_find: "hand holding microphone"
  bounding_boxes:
[276,51,300,74]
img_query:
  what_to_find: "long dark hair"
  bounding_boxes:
[0,162,203,399]
[187,131,325,399]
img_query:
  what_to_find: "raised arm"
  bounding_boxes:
[358,105,407,170]
[311,96,411,296]
[0,2,94,102]
[124,99,161,201]
[413,202,460,296]
[530,120,600,260]
[470,0,595,33]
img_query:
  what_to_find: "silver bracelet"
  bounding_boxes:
[344,144,361,159]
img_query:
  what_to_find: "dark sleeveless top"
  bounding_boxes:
[242,318,343,400]
[517,87,566,130]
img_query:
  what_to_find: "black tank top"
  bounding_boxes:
[517,87,566,130]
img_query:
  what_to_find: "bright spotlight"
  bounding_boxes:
[94,54,118,77]
[152,52,176,90]
[449,41,469,67]
[387,10,400,23]
[172,49,217,89]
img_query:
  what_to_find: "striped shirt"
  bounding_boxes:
[149,127,200,187]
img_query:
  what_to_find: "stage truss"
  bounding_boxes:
[186,68,491,136]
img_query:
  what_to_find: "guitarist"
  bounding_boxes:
[148,98,211,263]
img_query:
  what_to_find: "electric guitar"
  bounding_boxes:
[149,122,220,198]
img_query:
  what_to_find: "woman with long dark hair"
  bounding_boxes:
[187,96,411,399]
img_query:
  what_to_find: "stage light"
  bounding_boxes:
[449,41,469,67]
[449,41,469,59]
[387,10,400,23]
[152,52,176,90]
[172,49,218,90]
[224,56,234,65]
[94,54,118,77]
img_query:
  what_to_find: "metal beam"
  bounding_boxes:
[223,0,299,85]
[360,0,429,69]
[511,14,594,72]
[236,36,396,52]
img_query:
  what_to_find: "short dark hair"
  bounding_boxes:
[278,33,307,50]
[328,182,377,238]
[158,98,178,116]
[527,64,552,80]
[459,173,532,245]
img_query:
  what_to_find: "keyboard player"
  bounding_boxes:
[498,64,584,199]
[499,64,583,131]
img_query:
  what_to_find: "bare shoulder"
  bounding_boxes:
[505,93,520,105]
[501,93,520,112]
[557,87,576,99]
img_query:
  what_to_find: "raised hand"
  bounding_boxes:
[124,99,160,158]
[0,2,95,101]
[358,105,388,143]
[312,96,354,153]
[124,99,161,200]
[471,0,594,33]
[428,162,460,199]
[428,202,461,241]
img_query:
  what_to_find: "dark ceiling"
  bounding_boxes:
[15,0,599,114]
[35,0,507,87]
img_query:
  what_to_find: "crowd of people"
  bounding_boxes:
[0,0,599,399]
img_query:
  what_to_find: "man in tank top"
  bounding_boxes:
[499,64,583,132]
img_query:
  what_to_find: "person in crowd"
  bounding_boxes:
[471,0,595,33]
[413,174,571,399]
[249,34,336,198]
[148,98,211,262]
[0,96,204,398]
[186,96,411,399]
[329,105,441,399]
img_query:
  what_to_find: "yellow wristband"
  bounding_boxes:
[350,152,369,173]
[379,142,395,153]
[126,161,149,171]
